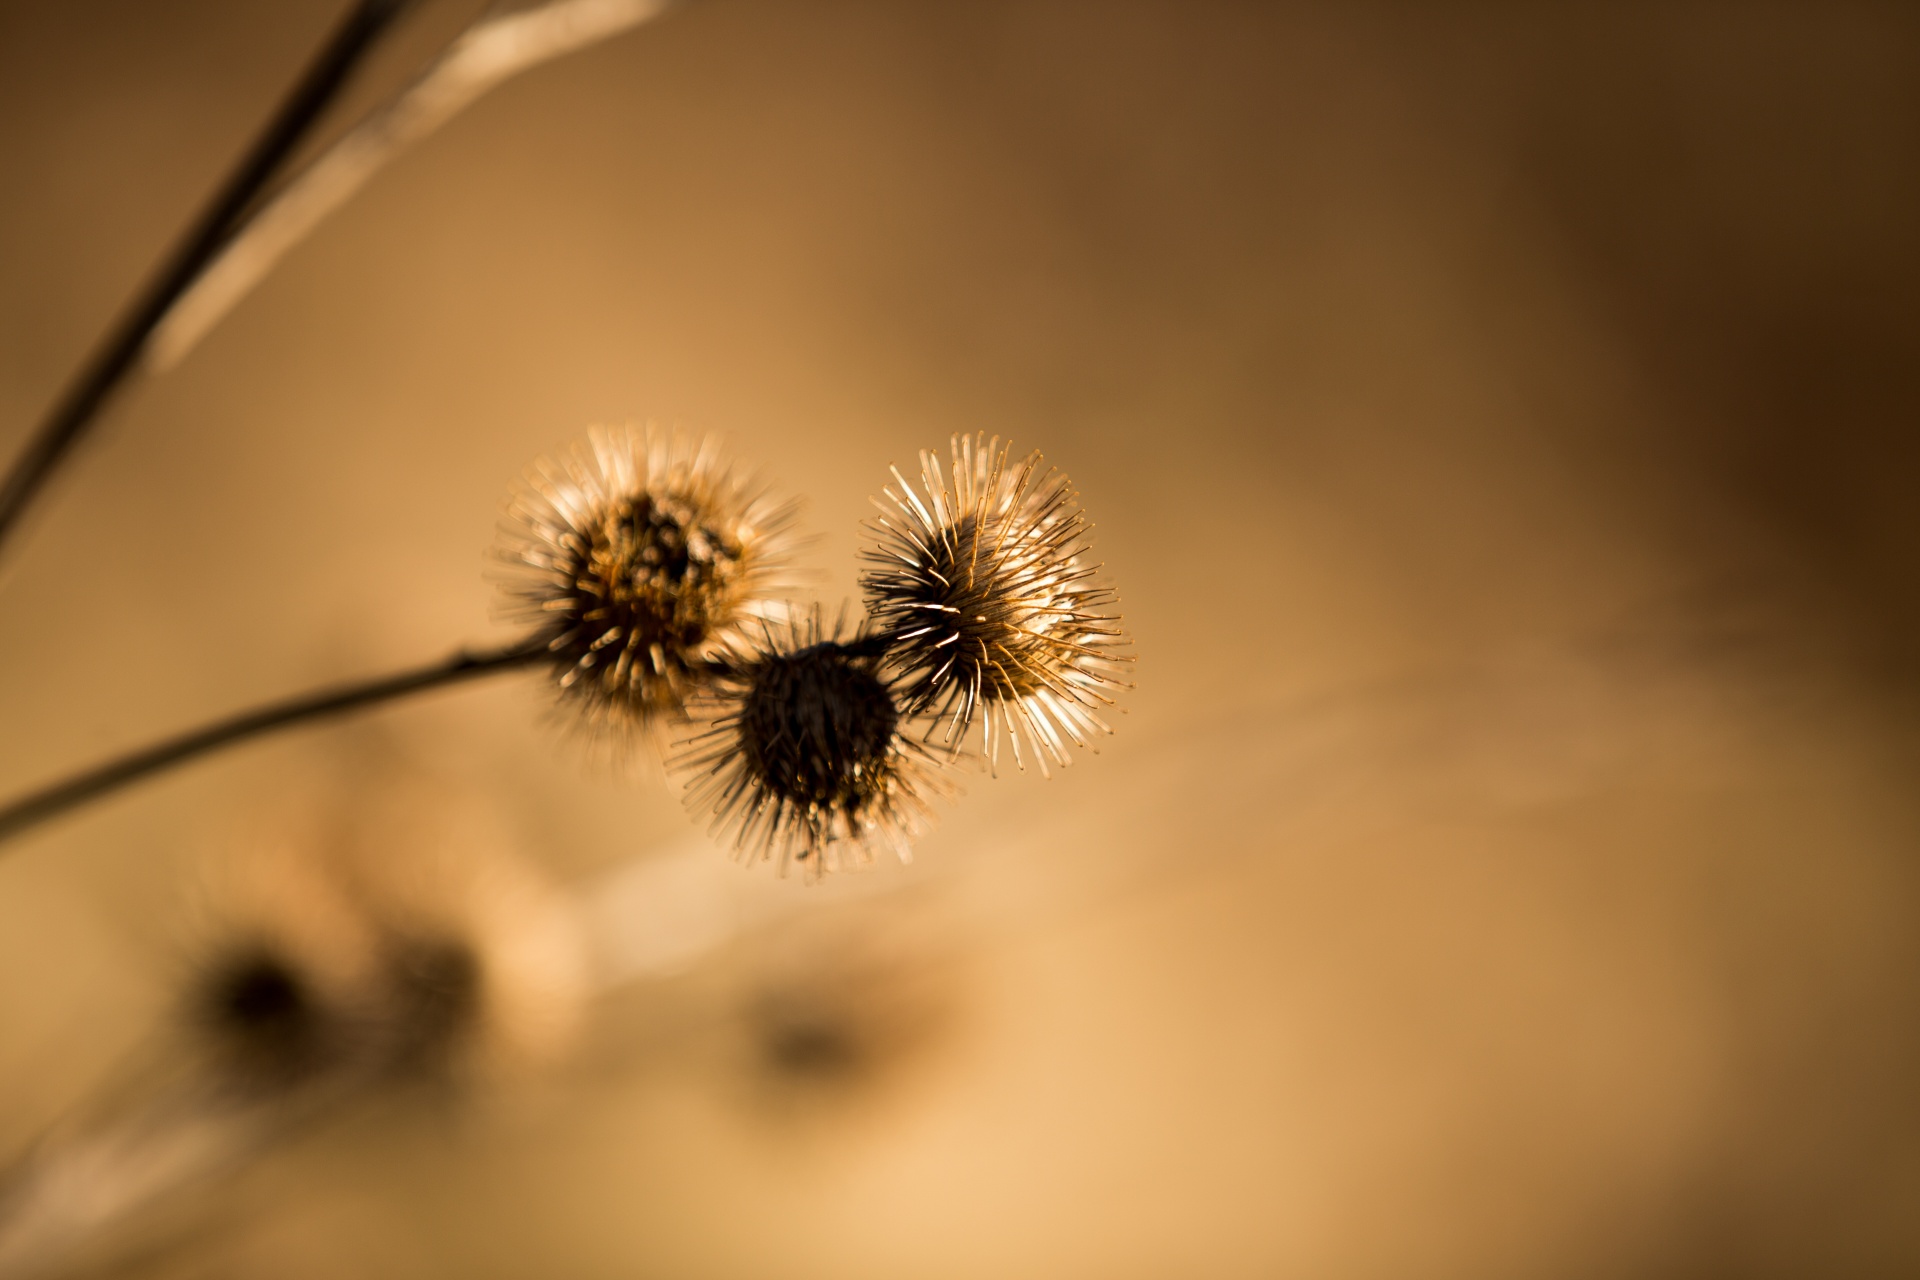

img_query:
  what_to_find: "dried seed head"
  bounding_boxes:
[369,889,582,1085]
[861,434,1132,774]
[330,789,589,1085]
[678,611,947,875]
[184,844,387,1098]
[185,795,585,1096]
[742,906,958,1111]
[193,948,358,1095]
[495,424,800,733]
[376,933,487,1077]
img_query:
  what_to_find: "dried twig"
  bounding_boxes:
[0,0,420,559]
[0,640,544,848]
[0,0,680,564]
[147,0,681,372]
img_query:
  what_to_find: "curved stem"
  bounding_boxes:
[0,0,419,559]
[0,639,546,849]
[148,0,683,372]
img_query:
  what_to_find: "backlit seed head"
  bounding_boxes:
[678,611,947,875]
[495,424,800,734]
[861,434,1132,775]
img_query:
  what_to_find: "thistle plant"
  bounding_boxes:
[0,425,1132,871]
[0,0,1134,872]
[0,7,1136,1275]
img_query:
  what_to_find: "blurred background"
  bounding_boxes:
[1,1,1919,1276]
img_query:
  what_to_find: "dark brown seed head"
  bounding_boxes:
[679,612,945,874]
[740,640,901,817]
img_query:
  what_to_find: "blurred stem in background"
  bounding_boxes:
[0,0,422,558]
[0,0,680,564]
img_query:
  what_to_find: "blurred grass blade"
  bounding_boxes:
[146,0,683,373]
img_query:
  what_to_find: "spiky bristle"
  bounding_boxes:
[494,424,800,737]
[860,434,1132,776]
[677,611,948,875]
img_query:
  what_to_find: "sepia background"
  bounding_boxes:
[2,1,1919,1276]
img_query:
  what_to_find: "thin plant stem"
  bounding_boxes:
[0,639,546,848]
[146,0,684,372]
[0,0,419,560]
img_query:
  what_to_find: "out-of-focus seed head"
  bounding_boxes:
[495,424,800,735]
[184,792,586,1097]
[741,904,960,1115]
[861,434,1132,775]
[184,843,386,1099]
[678,612,947,875]
[195,949,341,1094]
[333,788,590,1086]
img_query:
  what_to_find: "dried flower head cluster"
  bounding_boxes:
[495,424,799,734]
[861,434,1132,774]
[496,426,1129,872]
